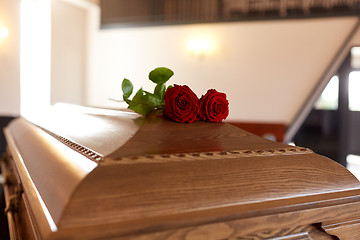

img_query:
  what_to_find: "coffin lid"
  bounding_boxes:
[5,104,360,239]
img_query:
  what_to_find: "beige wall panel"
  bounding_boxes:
[87,16,359,124]
[51,0,87,105]
[0,0,20,116]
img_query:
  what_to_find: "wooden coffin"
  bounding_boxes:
[2,105,360,240]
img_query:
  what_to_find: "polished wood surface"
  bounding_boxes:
[227,121,286,142]
[108,118,290,158]
[2,106,360,239]
[1,154,21,240]
[323,218,360,239]
[25,106,142,157]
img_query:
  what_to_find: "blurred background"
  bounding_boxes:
[1,1,360,237]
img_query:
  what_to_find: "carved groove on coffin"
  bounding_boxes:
[36,126,104,162]
[322,218,360,239]
[29,123,314,165]
[106,147,313,164]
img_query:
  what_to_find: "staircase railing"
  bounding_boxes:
[100,0,360,28]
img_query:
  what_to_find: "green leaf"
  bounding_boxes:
[128,89,163,116]
[167,85,174,90]
[122,78,133,99]
[146,92,163,107]
[130,88,146,105]
[154,83,166,100]
[129,103,154,117]
[148,67,174,84]
[128,89,148,116]
[142,91,163,108]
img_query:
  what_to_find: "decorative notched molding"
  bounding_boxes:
[37,125,313,165]
[38,127,104,162]
[107,147,313,165]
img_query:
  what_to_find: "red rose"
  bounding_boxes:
[164,85,200,123]
[199,89,229,122]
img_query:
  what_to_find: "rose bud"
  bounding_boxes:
[199,89,229,122]
[164,85,200,123]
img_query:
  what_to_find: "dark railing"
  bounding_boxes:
[224,0,360,20]
[100,0,221,27]
[100,0,360,28]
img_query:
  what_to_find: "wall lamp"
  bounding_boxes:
[187,38,213,57]
[0,26,9,40]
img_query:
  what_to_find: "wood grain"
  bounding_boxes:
[18,195,38,240]
[108,118,292,158]
[50,200,360,239]
[2,109,360,239]
[1,154,21,240]
[323,218,360,239]
[227,121,286,142]
[4,125,58,239]
[307,224,337,240]
[5,118,98,227]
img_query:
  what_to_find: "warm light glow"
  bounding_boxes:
[314,75,339,110]
[349,71,360,111]
[187,38,213,56]
[347,154,360,181]
[0,27,8,39]
[20,0,53,230]
[20,0,51,117]
[351,46,360,55]
[351,47,360,68]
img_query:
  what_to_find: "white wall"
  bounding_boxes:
[0,0,20,116]
[51,0,87,105]
[87,17,359,124]
[0,0,358,125]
